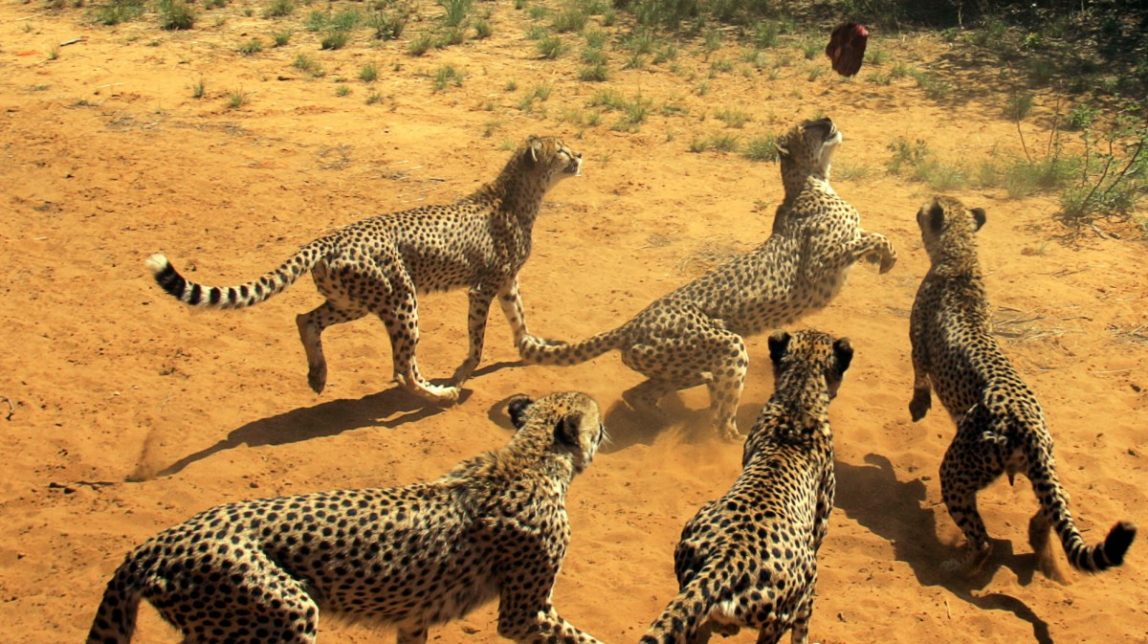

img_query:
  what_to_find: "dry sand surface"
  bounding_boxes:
[0,1,1145,642]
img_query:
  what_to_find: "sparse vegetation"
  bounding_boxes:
[227,88,248,109]
[433,64,464,92]
[237,38,263,55]
[262,0,293,19]
[271,30,292,47]
[743,134,778,161]
[537,34,564,59]
[156,0,194,30]
[359,62,378,83]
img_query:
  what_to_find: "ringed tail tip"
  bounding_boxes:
[146,253,170,275]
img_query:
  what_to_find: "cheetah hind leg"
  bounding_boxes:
[396,625,429,644]
[296,301,367,394]
[1028,511,1069,584]
[381,291,460,404]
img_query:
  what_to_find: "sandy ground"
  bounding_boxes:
[0,1,1145,641]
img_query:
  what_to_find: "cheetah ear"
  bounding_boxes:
[508,395,534,430]
[971,207,987,231]
[768,331,792,365]
[833,338,854,374]
[527,135,543,164]
[555,412,583,448]
[928,200,945,232]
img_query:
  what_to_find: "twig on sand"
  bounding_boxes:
[59,37,83,47]
[0,396,13,421]
[944,598,952,619]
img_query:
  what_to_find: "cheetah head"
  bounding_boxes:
[521,135,583,186]
[776,117,842,194]
[916,196,986,262]
[507,391,605,475]
[768,329,853,400]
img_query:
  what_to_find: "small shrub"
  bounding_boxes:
[329,8,361,30]
[191,77,205,99]
[227,88,248,109]
[157,0,195,30]
[439,0,470,27]
[321,30,349,49]
[688,136,710,153]
[710,134,739,152]
[800,39,819,60]
[585,30,607,49]
[304,10,326,31]
[580,62,608,82]
[93,0,144,25]
[743,135,778,161]
[263,0,293,18]
[1004,92,1034,122]
[1066,103,1098,131]
[715,109,750,128]
[366,91,383,105]
[335,84,351,97]
[293,53,322,75]
[551,3,586,32]
[359,62,378,82]
[753,21,779,49]
[433,65,464,91]
[537,35,564,59]
[369,10,407,40]
[474,19,491,38]
[238,38,263,55]
[272,30,292,46]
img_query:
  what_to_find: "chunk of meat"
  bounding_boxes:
[826,22,869,77]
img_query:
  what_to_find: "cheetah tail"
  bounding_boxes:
[517,325,627,367]
[86,563,142,644]
[639,571,720,644]
[146,238,328,310]
[1026,449,1137,574]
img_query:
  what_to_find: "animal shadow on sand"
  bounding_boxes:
[597,394,764,453]
[835,453,1052,644]
[139,361,519,480]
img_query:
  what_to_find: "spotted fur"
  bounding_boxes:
[147,135,582,403]
[641,330,852,644]
[86,392,606,644]
[908,196,1135,578]
[520,118,894,439]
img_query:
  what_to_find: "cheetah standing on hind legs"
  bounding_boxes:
[147,135,582,403]
[642,330,852,644]
[908,195,1136,579]
[87,392,606,644]
[520,117,895,440]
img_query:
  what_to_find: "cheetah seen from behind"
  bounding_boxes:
[908,196,1135,578]
[147,135,583,403]
[519,118,894,440]
[86,391,606,644]
[641,329,852,644]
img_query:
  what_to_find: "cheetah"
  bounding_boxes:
[146,135,583,403]
[641,329,852,644]
[908,196,1136,578]
[519,118,894,439]
[86,391,606,644]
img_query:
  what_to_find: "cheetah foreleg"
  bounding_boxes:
[848,231,897,274]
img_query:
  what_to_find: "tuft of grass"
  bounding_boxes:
[709,133,739,152]
[238,38,263,55]
[227,88,248,109]
[304,10,327,31]
[369,10,407,40]
[753,21,780,49]
[908,68,951,101]
[579,62,608,82]
[157,0,194,30]
[191,77,205,99]
[743,134,778,161]
[329,8,361,31]
[474,19,491,39]
[321,31,349,50]
[433,65,464,92]
[93,0,144,25]
[550,2,586,32]
[439,0,471,28]
[366,91,383,105]
[537,34,564,59]
[715,109,750,129]
[293,53,323,76]
[359,62,378,82]
[585,30,607,49]
[407,32,433,56]
[271,30,292,46]
[335,84,351,97]
[263,0,293,18]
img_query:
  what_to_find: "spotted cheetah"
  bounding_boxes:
[641,329,852,644]
[86,391,606,644]
[147,135,582,403]
[520,118,894,439]
[908,196,1136,578]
